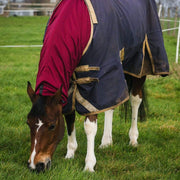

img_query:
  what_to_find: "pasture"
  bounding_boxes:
[0,16,179,179]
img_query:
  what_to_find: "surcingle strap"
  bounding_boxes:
[75,65,100,72]
[69,65,100,112]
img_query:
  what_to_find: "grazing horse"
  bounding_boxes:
[27,0,169,173]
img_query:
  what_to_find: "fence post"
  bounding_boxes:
[167,8,170,35]
[175,21,180,64]
[161,7,165,29]
[173,7,178,36]
[158,4,162,18]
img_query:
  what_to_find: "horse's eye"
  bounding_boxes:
[49,124,55,130]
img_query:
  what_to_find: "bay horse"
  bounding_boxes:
[26,0,169,173]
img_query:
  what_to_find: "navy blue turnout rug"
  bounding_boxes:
[36,0,169,115]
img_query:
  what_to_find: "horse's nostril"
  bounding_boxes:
[46,160,51,170]
[36,162,45,173]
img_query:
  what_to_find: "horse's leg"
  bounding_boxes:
[84,114,97,172]
[129,76,146,147]
[65,111,78,159]
[99,109,114,148]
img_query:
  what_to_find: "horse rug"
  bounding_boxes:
[35,0,169,116]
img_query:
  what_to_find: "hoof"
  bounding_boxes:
[65,152,75,159]
[84,166,95,172]
[99,142,113,149]
[84,158,96,173]
[129,140,138,147]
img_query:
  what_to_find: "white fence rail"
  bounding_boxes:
[160,18,180,64]
[0,45,42,48]
[0,21,179,64]
[0,4,179,64]
[162,27,179,32]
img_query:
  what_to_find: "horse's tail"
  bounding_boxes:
[119,74,148,122]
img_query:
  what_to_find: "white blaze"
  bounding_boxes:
[30,139,37,169]
[36,119,44,132]
[29,119,44,169]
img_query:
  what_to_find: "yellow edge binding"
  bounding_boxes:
[119,48,125,62]
[76,89,99,113]
[83,0,98,55]
[145,34,155,74]
[139,35,146,76]
[83,96,129,116]
[84,0,98,24]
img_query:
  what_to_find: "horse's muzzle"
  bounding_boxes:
[28,159,51,173]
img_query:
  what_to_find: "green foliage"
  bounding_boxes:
[0,17,179,180]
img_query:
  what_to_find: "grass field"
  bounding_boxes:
[0,16,180,180]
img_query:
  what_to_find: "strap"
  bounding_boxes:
[69,72,99,112]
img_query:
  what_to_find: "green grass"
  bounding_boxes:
[0,17,180,180]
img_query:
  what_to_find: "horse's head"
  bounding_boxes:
[26,82,65,173]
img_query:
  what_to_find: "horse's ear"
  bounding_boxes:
[27,81,37,103]
[52,85,63,104]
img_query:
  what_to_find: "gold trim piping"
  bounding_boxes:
[75,65,100,72]
[119,48,125,62]
[82,15,93,55]
[84,0,98,24]
[83,0,98,55]
[145,34,155,73]
[83,96,129,116]
[139,35,146,76]
[124,70,169,78]
[123,34,169,77]
[75,89,99,112]
[124,71,143,78]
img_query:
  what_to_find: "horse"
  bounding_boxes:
[26,0,169,173]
